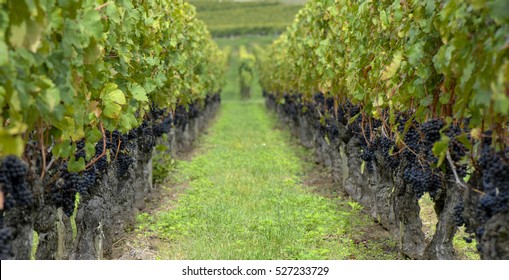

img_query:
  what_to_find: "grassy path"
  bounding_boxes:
[131,39,399,260]
[135,95,398,259]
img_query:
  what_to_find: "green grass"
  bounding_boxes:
[189,0,303,37]
[137,101,398,259]
[134,44,400,259]
[419,194,479,260]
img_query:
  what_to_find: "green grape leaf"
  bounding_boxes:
[85,142,96,161]
[129,83,148,102]
[456,133,473,150]
[53,140,72,158]
[82,9,103,40]
[493,92,509,115]
[85,127,102,143]
[68,156,85,172]
[0,41,8,65]
[432,136,450,167]
[83,40,103,64]
[119,113,137,132]
[101,83,126,119]
[407,42,424,66]
[0,134,24,157]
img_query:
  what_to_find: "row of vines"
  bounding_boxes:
[0,0,227,259]
[257,0,508,259]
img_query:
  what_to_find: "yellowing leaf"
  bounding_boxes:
[470,128,482,140]
[381,51,403,80]
[101,84,125,119]
[9,21,26,48]
[43,88,60,112]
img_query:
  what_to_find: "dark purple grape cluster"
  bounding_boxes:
[453,200,466,227]
[150,103,167,119]
[420,119,443,164]
[325,97,334,114]
[282,94,300,121]
[50,166,78,217]
[360,146,375,173]
[420,119,443,145]
[74,140,86,161]
[188,103,200,119]
[401,126,420,163]
[93,141,108,173]
[140,120,156,151]
[464,236,473,243]
[0,224,13,260]
[313,92,325,105]
[374,137,400,169]
[0,156,33,210]
[476,146,509,225]
[174,105,189,128]
[325,118,339,141]
[116,152,134,177]
[153,115,172,137]
[336,106,347,125]
[403,165,442,198]
[76,170,96,194]
[109,130,127,154]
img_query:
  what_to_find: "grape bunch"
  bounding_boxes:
[74,140,86,161]
[109,130,127,154]
[116,153,134,177]
[188,103,200,119]
[150,103,167,119]
[420,119,443,146]
[325,118,339,141]
[50,166,78,217]
[325,97,334,114]
[174,106,189,128]
[453,199,466,227]
[374,137,400,170]
[313,92,325,105]
[0,225,13,260]
[76,170,96,194]
[360,146,375,173]
[401,125,420,163]
[403,165,442,198]
[476,146,509,225]
[93,141,108,173]
[0,156,33,210]
[153,115,173,137]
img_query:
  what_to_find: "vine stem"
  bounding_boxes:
[113,138,122,162]
[95,2,109,11]
[396,133,420,159]
[446,150,484,195]
[360,113,370,146]
[85,122,106,170]
[39,121,47,179]
[0,191,4,210]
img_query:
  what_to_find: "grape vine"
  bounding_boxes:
[257,0,509,257]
